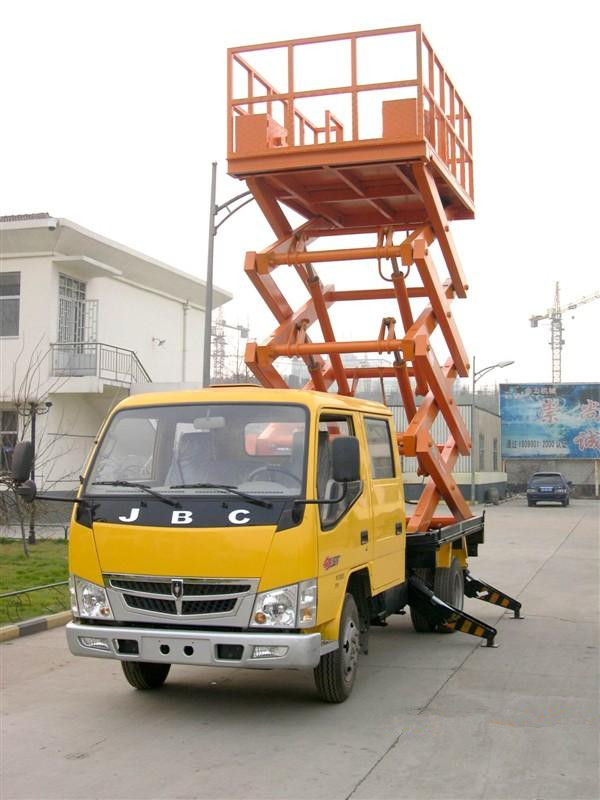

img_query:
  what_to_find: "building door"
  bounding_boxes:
[56,275,98,375]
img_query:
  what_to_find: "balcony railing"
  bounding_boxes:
[51,342,151,385]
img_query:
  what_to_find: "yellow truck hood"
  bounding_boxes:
[92,522,275,578]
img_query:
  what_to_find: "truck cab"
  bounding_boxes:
[65,386,407,701]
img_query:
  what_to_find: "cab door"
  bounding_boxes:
[315,412,373,625]
[363,415,405,592]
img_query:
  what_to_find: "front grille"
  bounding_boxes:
[109,578,251,596]
[184,583,250,596]
[112,579,172,595]
[182,598,236,615]
[125,595,177,614]
[106,573,257,619]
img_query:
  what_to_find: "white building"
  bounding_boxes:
[0,213,231,491]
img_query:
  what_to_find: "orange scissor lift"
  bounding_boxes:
[227,25,522,640]
[228,25,476,532]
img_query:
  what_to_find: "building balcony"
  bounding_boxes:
[50,342,151,389]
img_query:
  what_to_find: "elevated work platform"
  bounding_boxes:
[227,26,474,229]
[227,26,477,533]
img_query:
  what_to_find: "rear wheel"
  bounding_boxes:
[314,593,360,703]
[121,661,170,690]
[409,568,436,632]
[433,558,464,634]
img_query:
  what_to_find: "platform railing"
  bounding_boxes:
[228,25,473,200]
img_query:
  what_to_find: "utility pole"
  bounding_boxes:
[470,359,514,503]
[202,162,254,387]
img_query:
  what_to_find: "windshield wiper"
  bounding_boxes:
[169,483,273,509]
[92,481,180,508]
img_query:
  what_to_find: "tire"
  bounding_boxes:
[121,661,170,690]
[409,568,436,632]
[527,500,535,507]
[314,593,360,703]
[433,558,464,634]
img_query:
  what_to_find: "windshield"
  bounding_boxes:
[530,476,565,488]
[86,403,308,497]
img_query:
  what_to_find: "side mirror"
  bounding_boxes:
[11,441,34,483]
[15,479,37,503]
[331,436,360,483]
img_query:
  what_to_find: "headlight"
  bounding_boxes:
[71,576,113,619]
[251,579,317,629]
[526,489,535,493]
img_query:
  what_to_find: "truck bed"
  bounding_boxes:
[405,513,485,569]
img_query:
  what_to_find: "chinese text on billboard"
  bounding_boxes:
[500,384,600,459]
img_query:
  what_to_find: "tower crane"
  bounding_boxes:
[530,282,600,383]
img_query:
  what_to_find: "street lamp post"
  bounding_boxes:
[202,162,254,388]
[470,357,514,504]
[25,400,52,544]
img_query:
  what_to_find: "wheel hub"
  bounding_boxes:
[341,618,360,683]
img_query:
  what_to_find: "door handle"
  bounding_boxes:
[360,530,369,545]
[395,522,404,535]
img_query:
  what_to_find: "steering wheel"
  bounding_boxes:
[247,465,302,485]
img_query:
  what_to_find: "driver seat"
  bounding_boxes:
[165,431,217,486]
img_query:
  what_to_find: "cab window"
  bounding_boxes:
[364,417,395,479]
[317,415,361,529]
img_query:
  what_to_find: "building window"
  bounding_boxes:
[478,433,485,471]
[59,273,86,301]
[0,272,20,336]
[0,410,18,470]
[58,274,87,343]
[493,438,498,471]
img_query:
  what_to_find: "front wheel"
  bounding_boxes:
[121,661,171,690]
[314,593,360,703]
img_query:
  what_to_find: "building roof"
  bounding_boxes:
[0,212,51,222]
[0,214,231,310]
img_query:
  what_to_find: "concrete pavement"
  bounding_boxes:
[1,498,598,800]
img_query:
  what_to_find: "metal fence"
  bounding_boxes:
[51,342,151,385]
[0,581,69,624]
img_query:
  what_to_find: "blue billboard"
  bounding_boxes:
[500,383,600,459]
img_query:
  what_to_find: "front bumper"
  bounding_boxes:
[66,621,335,669]
[528,492,567,502]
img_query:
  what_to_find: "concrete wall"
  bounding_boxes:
[0,256,55,400]
[88,275,204,383]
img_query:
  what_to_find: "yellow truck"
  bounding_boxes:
[10,26,522,702]
[11,386,519,702]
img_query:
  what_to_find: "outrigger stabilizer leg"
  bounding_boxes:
[408,575,498,647]
[464,571,523,619]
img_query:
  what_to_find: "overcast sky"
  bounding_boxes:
[2,0,599,388]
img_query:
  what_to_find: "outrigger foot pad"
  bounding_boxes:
[464,572,523,619]
[408,576,498,647]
